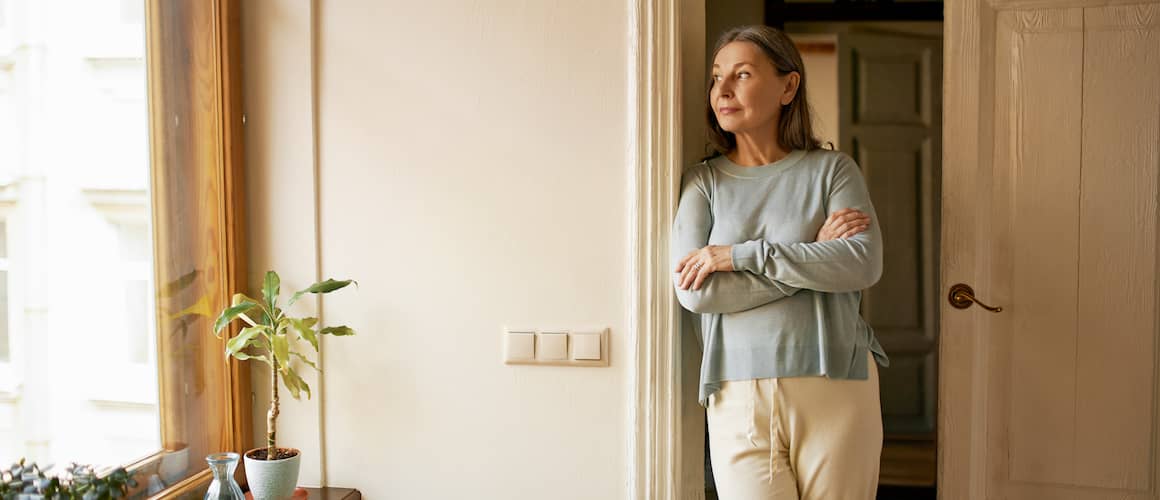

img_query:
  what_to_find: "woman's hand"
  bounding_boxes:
[674,208,869,292]
[816,208,871,242]
[675,245,733,291]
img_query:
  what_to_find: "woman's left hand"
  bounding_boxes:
[675,245,734,290]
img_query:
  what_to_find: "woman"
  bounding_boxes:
[671,25,890,500]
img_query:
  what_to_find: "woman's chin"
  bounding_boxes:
[716,117,748,133]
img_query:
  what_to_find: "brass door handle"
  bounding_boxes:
[948,283,1003,313]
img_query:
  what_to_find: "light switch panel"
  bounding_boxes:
[505,331,535,362]
[537,332,568,360]
[571,332,601,360]
[503,326,609,367]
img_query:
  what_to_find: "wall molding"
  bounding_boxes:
[628,0,684,498]
[308,0,328,487]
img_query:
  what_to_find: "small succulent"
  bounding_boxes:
[0,459,137,500]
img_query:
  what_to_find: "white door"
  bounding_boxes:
[941,0,1160,498]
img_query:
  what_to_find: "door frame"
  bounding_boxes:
[628,0,686,498]
[629,1,978,498]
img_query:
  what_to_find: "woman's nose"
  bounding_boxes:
[717,81,734,98]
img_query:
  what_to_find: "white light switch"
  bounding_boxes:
[504,326,609,367]
[537,332,568,360]
[505,331,535,361]
[571,332,601,360]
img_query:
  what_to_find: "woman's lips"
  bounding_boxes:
[719,107,740,115]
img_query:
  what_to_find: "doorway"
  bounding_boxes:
[647,1,1160,499]
[684,3,943,499]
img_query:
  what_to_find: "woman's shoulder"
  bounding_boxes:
[800,148,864,183]
[801,147,856,168]
[681,156,719,183]
[691,153,723,170]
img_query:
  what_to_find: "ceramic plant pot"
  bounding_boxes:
[243,448,300,500]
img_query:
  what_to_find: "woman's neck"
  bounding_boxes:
[726,128,788,167]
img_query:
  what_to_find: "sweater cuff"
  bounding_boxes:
[731,240,765,275]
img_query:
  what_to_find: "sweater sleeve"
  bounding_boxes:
[671,166,801,314]
[730,154,884,293]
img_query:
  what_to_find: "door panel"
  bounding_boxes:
[841,31,943,441]
[1075,8,1159,490]
[942,1,1160,498]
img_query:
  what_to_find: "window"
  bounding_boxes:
[0,211,14,399]
[116,221,152,364]
[0,220,8,363]
[0,61,13,160]
[0,63,9,369]
[1,0,160,469]
[0,1,248,497]
[120,0,143,25]
[136,1,251,496]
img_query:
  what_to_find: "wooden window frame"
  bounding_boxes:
[131,0,250,497]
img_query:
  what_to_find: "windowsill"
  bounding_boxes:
[88,398,155,410]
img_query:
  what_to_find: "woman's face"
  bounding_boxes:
[710,41,799,135]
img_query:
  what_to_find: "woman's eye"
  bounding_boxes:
[712,74,722,81]
[738,71,750,79]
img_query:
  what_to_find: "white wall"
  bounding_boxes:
[242,0,322,485]
[244,2,631,499]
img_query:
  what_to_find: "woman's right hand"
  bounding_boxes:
[816,208,871,242]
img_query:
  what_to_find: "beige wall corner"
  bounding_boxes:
[243,0,324,487]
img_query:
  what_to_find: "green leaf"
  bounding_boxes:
[267,306,283,326]
[279,366,301,399]
[213,300,261,336]
[288,317,320,351]
[288,279,356,306]
[320,325,355,336]
[232,293,262,307]
[271,334,290,369]
[262,271,281,311]
[290,350,320,372]
[232,351,273,366]
[225,326,267,360]
[280,365,311,400]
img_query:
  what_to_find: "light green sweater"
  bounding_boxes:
[671,148,890,407]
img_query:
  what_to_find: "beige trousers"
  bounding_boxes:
[706,352,883,500]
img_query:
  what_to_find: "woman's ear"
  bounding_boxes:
[781,71,801,106]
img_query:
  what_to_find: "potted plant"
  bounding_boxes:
[213,271,356,500]
[0,459,138,499]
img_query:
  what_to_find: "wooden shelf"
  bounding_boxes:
[301,488,361,500]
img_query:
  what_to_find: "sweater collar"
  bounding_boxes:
[712,149,807,178]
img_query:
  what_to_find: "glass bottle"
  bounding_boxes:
[204,452,245,500]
